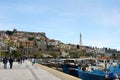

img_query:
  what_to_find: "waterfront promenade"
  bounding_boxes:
[0,60,81,80]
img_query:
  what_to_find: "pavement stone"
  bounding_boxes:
[0,60,61,80]
[0,60,82,80]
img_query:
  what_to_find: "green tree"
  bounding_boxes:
[6,30,13,36]
[1,51,8,57]
[10,51,22,58]
[28,37,34,41]
[69,52,75,58]
[31,53,43,58]
[49,52,58,58]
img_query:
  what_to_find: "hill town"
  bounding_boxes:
[0,29,120,59]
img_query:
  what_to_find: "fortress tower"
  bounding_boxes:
[80,33,83,57]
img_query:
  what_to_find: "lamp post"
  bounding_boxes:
[7,40,10,57]
[25,41,30,58]
[0,46,1,60]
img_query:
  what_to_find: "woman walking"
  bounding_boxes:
[3,57,8,69]
[9,57,14,69]
[32,58,35,66]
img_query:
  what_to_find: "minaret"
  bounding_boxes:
[80,33,82,57]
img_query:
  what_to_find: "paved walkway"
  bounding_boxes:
[0,60,81,80]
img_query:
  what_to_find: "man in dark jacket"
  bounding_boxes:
[3,57,8,69]
[9,57,14,69]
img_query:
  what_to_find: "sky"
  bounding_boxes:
[0,0,120,50]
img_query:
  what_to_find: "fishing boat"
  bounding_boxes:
[62,58,120,80]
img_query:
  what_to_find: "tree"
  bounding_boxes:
[1,51,8,57]
[69,52,75,58]
[6,30,13,36]
[76,45,80,49]
[28,37,34,41]
[49,52,58,58]
[31,53,43,58]
[10,51,22,58]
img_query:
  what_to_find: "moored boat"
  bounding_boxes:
[62,58,120,80]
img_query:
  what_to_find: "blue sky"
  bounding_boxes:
[0,0,120,50]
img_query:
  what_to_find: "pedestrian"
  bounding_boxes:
[17,58,20,64]
[3,57,8,69]
[9,57,14,69]
[32,58,35,66]
[20,57,23,64]
[22,57,25,63]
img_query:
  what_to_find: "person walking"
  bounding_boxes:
[17,58,20,64]
[9,57,14,69]
[3,57,8,69]
[32,58,35,66]
[22,57,25,63]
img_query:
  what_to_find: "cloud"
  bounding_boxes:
[0,0,120,50]
[60,0,120,28]
[90,9,120,27]
[102,13,120,27]
[0,23,22,31]
[84,39,112,48]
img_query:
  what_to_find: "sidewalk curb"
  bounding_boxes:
[36,63,82,80]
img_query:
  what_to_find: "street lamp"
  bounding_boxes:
[0,46,1,60]
[25,41,30,58]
